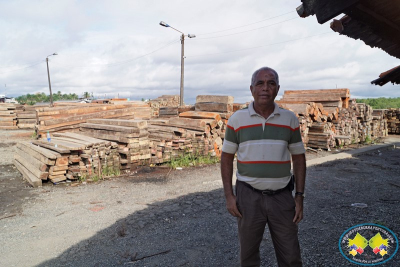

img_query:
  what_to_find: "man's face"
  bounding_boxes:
[250,69,280,107]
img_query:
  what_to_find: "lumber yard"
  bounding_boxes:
[2,90,398,187]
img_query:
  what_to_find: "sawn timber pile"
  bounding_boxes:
[0,103,18,129]
[385,108,400,134]
[79,119,151,170]
[277,89,388,150]
[35,102,151,136]
[14,133,119,187]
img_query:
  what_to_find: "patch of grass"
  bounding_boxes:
[364,135,372,144]
[31,131,38,139]
[79,173,87,182]
[165,153,219,169]
[102,166,120,177]
[78,166,121,183]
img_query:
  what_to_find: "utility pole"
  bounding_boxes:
[180,34,185,107]
[159,21,195,107]
[46,53,57,107]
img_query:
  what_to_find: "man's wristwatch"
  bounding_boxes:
[295,192,305,198]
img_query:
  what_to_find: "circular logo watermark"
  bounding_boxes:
[339,223,398,266]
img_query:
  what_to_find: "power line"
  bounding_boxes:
[0,60,44,69]
[0,61,44,75]
[189,32,334,57]
[66,39,180,69]
[198,11,295,36]
[195,17,300,40]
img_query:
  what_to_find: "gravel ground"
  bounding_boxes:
[0,130,399,267]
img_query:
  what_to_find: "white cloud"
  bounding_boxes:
[0,0,399,103]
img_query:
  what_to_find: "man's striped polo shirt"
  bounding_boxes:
[222,101,305,191]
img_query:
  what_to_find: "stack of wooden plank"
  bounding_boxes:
[49,132,119,180]
[371,109,388,138]
[35,103,140,135]
[114,101,152,120]
[307,122,336,150]
[14,141,67,187]
[385,108,400,134]
[149,95,180,118]
[159,107,179,117]
[147,116,218,164]
[195,95,234,121]
[279,89,350,108]
[145,105,229,164]
[150,95,180,107]
[79,119,151,169]
[14,133,120,187]
[179,110,224,157]
[233,103,248,112]
[356,103,374,142]
[0,103,18,129]
[15,105,37,129]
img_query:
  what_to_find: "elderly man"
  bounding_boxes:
[221,67,306,267]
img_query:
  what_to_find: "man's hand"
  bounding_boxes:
[293,195,303,224]
[221,152,242,218]
[226,194,242,218]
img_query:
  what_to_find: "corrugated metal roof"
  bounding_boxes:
[298,0,400,86]
[371,66,400,86]
[298,0,400,59]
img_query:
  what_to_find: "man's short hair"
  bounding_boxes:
[251,67,279,86]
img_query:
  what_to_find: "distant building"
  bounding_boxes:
[0,95,18,104]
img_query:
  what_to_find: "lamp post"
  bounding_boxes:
[46,53,57,107]
[159,21,195,106]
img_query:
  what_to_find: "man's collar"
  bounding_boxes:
[249,101,280,117]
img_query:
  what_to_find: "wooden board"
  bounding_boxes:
[52,132,110,146]
[31,140,71,154]
[39,107,137,127]
[196,95,234,104]
[87,119,148,129]
[80,123,143,133]
[195,102,233,113]
[15,148,48,172]
[14,159,42,187]
[50,165,69,172]
[14,154,48,180]
[179,111,221,121]
[17,143,56,165]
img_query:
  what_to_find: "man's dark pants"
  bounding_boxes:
[236,180,302,267]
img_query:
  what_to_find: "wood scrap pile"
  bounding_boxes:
[385,108,400,134]
[79,119,151,170]
[0,103,18,129]
[14,132,119,187]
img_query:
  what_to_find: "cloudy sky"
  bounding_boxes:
[1,0,399,104]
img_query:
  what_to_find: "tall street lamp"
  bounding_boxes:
[46,53,57,107]
[159,21,195,107]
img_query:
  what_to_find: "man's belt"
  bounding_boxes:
[238,180,289,196]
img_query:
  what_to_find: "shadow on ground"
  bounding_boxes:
[37,148,400,267]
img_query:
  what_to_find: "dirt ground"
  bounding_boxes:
[0,130,399,266]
